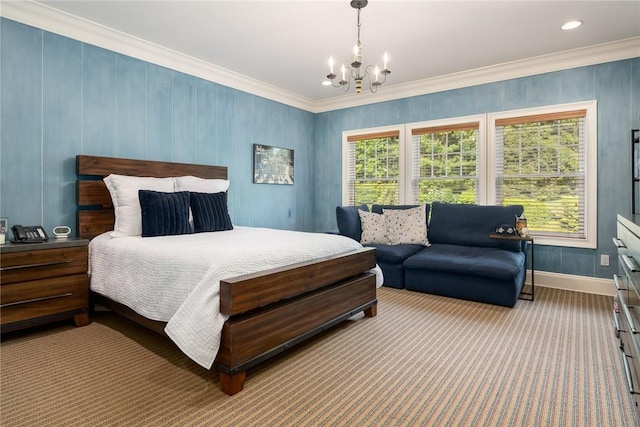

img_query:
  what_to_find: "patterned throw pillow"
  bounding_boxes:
[383,205,430,246]
[358,209,389,244]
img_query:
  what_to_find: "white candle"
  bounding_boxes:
[383,52,388,70]
[375,66,379,82]
[329,57,334,74]
[341,65,346,81]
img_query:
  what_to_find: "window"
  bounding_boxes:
[342,126,404,206]
[488,101,597,248]
[408,116,484,204]
[342,101,596,248]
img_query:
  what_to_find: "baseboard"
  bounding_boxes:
[526,270,615,296]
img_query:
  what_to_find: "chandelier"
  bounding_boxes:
[325,0,390,94]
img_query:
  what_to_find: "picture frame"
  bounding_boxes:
[253,144,294,185]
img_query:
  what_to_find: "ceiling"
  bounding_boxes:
[22,1,640,104]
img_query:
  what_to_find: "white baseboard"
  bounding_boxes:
[526,270,615,297]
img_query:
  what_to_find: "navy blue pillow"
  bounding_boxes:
[190,191,233,233]
[336,204,368,241]
[138,190,191,237]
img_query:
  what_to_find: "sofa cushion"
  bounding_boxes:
[365,243,425,264]
[383,205,430,246]
[359,210,389,244]
[428,202,524,252]
[404,244,525,281]
[336,204,368,241]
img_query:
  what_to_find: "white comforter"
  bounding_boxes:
[89,226,382,369]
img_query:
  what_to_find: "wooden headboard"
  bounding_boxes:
[76,155,228,239]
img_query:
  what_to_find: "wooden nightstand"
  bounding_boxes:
[0,238,90,333]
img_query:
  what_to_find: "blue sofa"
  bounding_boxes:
[336,201,527,307]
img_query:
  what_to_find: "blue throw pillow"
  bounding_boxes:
[138,190,191,237]
[336,205,368,241]
[190,191,233,233]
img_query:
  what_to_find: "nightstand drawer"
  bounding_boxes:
[0,246,88,284]
[0,274,88,325]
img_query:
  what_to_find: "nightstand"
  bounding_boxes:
[0,238,90,333]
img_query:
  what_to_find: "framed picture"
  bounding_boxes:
[253,144,294,185]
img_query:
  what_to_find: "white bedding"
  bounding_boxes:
[89,226,382,369]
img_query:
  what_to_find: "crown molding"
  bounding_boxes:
[0,0,317,112]
[2,1,639,114]
[314,37,640,113]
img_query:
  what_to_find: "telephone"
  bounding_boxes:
[11,225,49,243]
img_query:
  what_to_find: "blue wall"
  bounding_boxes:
[0,19,315,234]
[314,58,640,279]
[2,17,639,280]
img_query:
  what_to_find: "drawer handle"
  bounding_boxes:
[0,260,72,272]
[613,237,626,248]
[0,292,73,308]
[614,310,622,335]
[614,274,625,291]
[622,255,639,272]
[621,351,636,394]
[624,304,637,334]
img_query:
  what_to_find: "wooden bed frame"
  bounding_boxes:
[76,155,377,395]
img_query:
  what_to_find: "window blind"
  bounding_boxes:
[345,131,401,205]
[495,111,586,238]
[409,122,480,204]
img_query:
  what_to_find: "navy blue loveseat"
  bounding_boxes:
[336,202,527,307]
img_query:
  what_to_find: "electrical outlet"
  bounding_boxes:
[600,254,610,267]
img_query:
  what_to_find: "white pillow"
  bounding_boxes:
[358,210,389,244]
[383,205,430,246]
[104,174,175,237]
[174,176,230,193]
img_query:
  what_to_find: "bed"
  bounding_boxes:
[76,155,378,395]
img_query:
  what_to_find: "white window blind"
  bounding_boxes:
[345,130,401,205]
[494,109,587,239]
[410,122,480,204]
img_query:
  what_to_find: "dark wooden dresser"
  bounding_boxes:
[0,238,90,333]
[614,214,640,420]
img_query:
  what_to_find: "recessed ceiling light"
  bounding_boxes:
[561,20,583,30]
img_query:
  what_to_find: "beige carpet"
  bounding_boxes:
[1,286,637,426]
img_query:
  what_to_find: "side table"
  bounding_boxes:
[489,234,534,301]
[0,238,90,333]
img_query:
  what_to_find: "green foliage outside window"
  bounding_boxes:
[415,130,478,205]
[499,118,583,235]
[348,116,584,237]
[351,136,400,205]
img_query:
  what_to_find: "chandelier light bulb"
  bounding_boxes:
[341,64,346,81]
[383,52,388,70]
[329,56,334,74]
